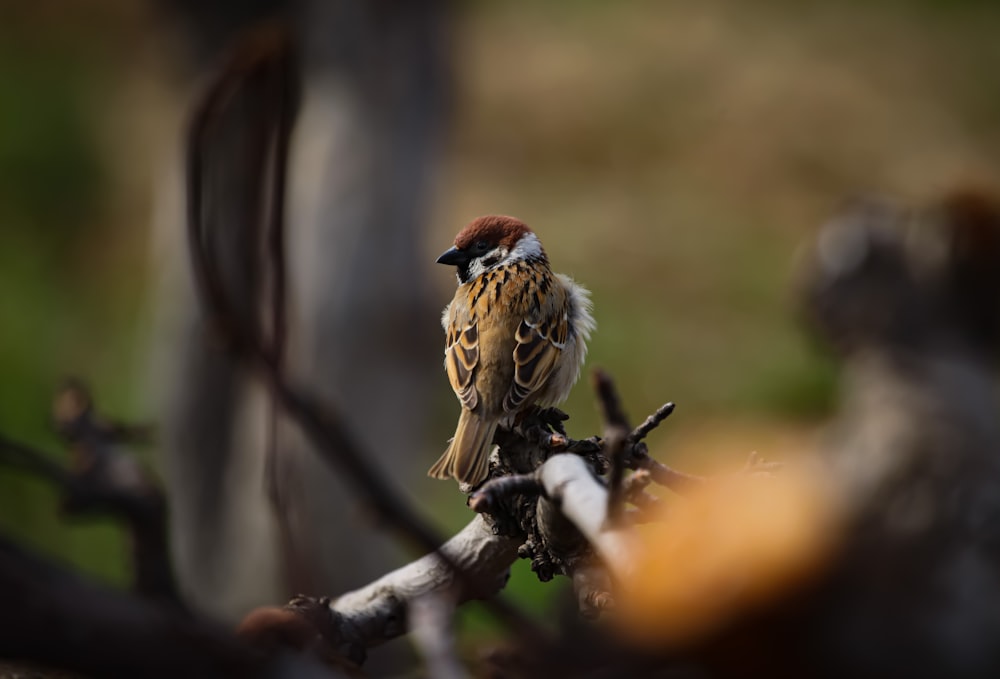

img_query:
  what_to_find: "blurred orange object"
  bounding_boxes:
[618,466,839,647]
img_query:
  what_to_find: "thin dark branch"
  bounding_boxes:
[617,397,704,495]
[257,25,299,580]
[0,430,154,521]
[603,429,629,527]
[638,458,706,495]
[0,434,72,487]
[593,370,632,526]
[185,34,263,354]
[628,402,675,445]
[263,29,295,376]
[469,474,544,514]
[591,368,630,431]
[591,373,706,508]
[184,24,541,643]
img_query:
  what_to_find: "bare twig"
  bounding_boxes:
[257,25,298,579]
[469,474,544,514]
[597,383,699,496]
[593,370,632,527]
[261,29,296,374]
[637,458,706,495]
[632,450,777,498]
[603,428,629,527]
[628,402,675,446]
[591,371,689,520]
[592,369,630,431]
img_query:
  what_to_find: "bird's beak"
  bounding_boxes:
[436,246,469,266]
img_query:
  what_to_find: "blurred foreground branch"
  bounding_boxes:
[0,535,343,679]
[0,381,179,606]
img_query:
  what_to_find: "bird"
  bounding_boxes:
[428,215,595,487]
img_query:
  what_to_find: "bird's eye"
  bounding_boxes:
[474,240,489,252]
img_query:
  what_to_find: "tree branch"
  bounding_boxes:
[535,455,636,580]
[240,516,521,665]
[0,381,180,606]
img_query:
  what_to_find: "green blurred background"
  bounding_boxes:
[1,0,999,623]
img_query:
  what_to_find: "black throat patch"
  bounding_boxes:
[457,260,474,284]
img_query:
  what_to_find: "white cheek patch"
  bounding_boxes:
[465,257,489,281]
[460,233,543,282]
[466,246,508,281]
[504,232,544,264]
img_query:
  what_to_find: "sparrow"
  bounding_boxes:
[428,215,595,487]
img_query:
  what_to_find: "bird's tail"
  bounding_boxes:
[428,411,497,487]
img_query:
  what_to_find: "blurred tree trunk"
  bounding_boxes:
[277,0,447,594]
[150,0,447,621]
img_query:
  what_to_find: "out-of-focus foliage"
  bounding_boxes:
[0,3,159,584]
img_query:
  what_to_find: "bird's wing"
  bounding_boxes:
[445,321,479,410]
[504,310,568,412]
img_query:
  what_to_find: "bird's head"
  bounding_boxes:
[437,215,547,284]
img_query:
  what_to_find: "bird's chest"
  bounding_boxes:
[460,263,545,321]
[456,266,547,407]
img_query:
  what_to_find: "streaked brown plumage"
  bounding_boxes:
[429,215,595,487]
